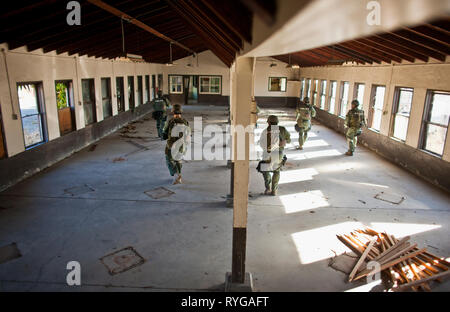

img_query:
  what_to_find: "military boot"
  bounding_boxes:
[345,151,353,156]
[173,174,182,185]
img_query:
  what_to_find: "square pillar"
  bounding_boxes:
[228,56,254,287]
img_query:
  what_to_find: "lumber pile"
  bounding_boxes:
[336,227,450,291]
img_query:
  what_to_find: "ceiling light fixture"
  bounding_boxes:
[166,42,176,67]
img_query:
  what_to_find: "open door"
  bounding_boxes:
[56,80,76,136]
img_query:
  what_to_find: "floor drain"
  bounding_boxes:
[64,184,95,196]
[374,192,405,205]
[144,187,175,199]
[100,247,145,275]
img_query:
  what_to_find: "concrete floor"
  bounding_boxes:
[0,105,449,292]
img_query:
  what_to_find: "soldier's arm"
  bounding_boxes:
[344,113,350,127]
[311,106,317,118]
[162,119,170,140]
[362,111,367,127]
[283,127,291,144]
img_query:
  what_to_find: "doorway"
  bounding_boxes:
[81,79,96,126]
[116,77,125,113]
[157,74,163,94]
[101,78,112,119]
[151,75,156,100]
[128,76,135,110]
[55,80,76,136]
[188,75,199,105]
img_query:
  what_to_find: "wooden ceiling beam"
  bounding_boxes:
[364,36,429,62]
[332,45,376,64]
[339,42,392,63]
[86,0,195,54]
[407,25,450,45]
[354,38,415,62]
[319,47,367,64]
[380,33,447,61]
[391,29,450,55]
[199,0,252,42]
[166,0,236,67]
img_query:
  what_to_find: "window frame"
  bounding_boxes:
[200,75,222,95]
[354,83,366,108]
[137,75,143,106]
[320,80,327,110]
[17,81,48,149]
[368,85,386,132]
[420,89,450,157]
[312,79,319,106]
[268,77,287,93]
[339,81,350,118]
[390,87,414,142]
[169,75,183,95]
[300,78,306,100]
[328,80,337,114]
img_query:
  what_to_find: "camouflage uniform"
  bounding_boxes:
[162,105,190,179]
[345,101,366,155]
[151,92,171,138]
[258,116,291,195]
[295,99,316,149]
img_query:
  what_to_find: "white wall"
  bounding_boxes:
[0,44,164,157]
[162,50,231,96]
[299,58,450,162]
[254,58,299,97]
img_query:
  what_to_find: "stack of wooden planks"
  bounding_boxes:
[337,227,450,291]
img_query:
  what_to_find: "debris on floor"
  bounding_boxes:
[329,252,359,275]
[337,227,450,292]
[0,243,22,264]
[64,184,95,196]
[144,187,175,199]
[99,246,145,275]
[88,144,98,152]
[112,157,127,163]
[374,191,405,205]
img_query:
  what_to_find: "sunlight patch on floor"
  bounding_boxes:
[278,168,319,185]
[370,222,441,238]
[280,190,329,214]
[291,222,364,264]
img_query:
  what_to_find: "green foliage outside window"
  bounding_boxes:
[56,83,68,110]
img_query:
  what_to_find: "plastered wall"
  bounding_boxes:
[0,44,164,157]
[300,59,450,163]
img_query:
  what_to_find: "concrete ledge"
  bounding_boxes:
[225,272,254,292]
[0,103,153,192]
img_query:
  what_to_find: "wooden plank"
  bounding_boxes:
[393,270,450,292]
[353,248,427,281]
[349,237,377,282]
[87,0,196,54]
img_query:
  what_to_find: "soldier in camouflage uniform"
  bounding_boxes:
[151,90,171,139]
[295,97,316,150]
[344,100,367,156]
[162,104,191,184]
[257,115,291,196]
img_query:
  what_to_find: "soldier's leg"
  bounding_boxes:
[262,172,272,192]
[156,117,162,137]
[346,128,356,155]
[271,169,281,195]
[165,152,177,177]
[298,129,305,148]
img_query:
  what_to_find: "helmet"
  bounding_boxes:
[267,115,279,125]
[172,104,182,114]
[303,97,310,104]
[157,90,163,97]
[351,100,360,107]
